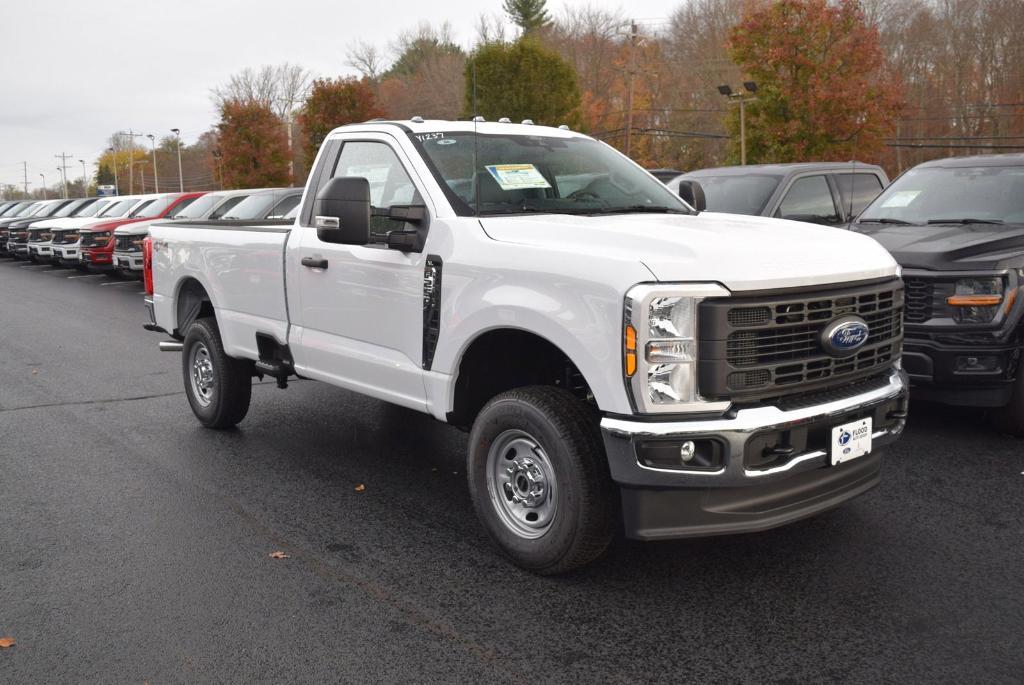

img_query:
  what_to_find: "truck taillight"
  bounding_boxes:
[143,237,154,296]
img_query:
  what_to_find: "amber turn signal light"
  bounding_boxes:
[624,324,637,377]
[946,295,1002,307]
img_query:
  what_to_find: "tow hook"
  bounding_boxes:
[159,341,184,352]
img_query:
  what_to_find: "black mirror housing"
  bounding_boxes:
[678,180,707,213]
[314,176,371,244]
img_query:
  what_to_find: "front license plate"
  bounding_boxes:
[831,417,872,465]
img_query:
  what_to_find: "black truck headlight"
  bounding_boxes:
[623,284,732,414]
[946,277,1004,323]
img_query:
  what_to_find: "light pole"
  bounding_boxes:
[718,81,758,166]
[146,134,159,193]
[107,147,119,195]
[39,172,47,199]
[57,167,66,199]
[79,159,88,196]
[170,128,184,192]
[117,130,145,194]
[133,160,149,193]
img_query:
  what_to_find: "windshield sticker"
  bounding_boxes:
[415,132,445,142]
[485,164,552,191]
[436,138,457,145]
[881,190,921,208]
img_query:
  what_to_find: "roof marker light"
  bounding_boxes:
[410,116,424,123]
[558,124,570,130]
[498,117,511,124]
[521,119,535,125]
[472,116,486,122]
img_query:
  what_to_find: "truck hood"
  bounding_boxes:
[481,211,897,292]
[30,216,116,230]
[114,218,159,236]
[854,222,1024,271]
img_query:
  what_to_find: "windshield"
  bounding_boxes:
[35,201,69,218]
[130,198,167,218]
[413,132,690,216]
[222,192,297,220]
[54,200,89,218]
[98,199,137,217]
[858,165,1024,226]
[172,193,222,219]
[684,174,781,215]
[3,202,33,217]
[74,199,110,218]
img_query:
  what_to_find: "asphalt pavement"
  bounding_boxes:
[1,258,1022,683]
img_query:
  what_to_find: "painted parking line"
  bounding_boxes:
[19,264,50,268]
[99,280,138,286]
[67,274,105,279]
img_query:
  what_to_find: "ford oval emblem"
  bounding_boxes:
[821,315,870,357]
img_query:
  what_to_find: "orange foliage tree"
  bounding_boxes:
[216,100,291,189]
[728,0,902,164]
[297,78,384,165]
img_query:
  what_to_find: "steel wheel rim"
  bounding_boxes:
[486,429,558,539]
[189,342,215,408]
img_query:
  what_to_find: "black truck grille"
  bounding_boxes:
[903,277,933,323]
[115,235,139,251]
[698,279,904,402]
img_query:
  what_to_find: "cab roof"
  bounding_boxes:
[915,153,1024,169]
[683,161,883,177]
[329,118,585,140]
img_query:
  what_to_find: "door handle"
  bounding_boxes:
[301,257,328,269]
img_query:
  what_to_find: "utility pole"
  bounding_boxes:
[117,129,145,194]
[624,20,638,158]
[55,152,74,199]
[39,173,47,199]
[107,147,120,195]
[22,162,29,197]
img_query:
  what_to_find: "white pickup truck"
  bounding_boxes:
[145,119,909,573]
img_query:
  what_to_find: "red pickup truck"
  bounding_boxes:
[79,192,205,270]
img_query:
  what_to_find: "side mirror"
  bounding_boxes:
[677,180,707,213]
[314,176,371,244]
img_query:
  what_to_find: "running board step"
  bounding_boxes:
[255,360,294,389]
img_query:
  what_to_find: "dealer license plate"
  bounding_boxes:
[830,417,872,465]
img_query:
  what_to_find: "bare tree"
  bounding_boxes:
[475,13,509,44]
[347,41,387,82]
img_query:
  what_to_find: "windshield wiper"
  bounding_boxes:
[926,218,1005,225]
[587,205,690,215]
[857,218,917,225]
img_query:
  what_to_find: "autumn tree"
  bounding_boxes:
[216,100,291,189]
[504,0,551,33]
[298,78,384,163]
[727,0,902,164]
[465,39,581,127]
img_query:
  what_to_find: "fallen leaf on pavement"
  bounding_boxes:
[354,484,366,493]
[268,551,289,559]
[0,637,15,648]
[31,369,38,375]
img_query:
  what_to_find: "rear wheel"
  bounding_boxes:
[181,317,252,429]
[467,386,615,574]
[992,370,1024,437]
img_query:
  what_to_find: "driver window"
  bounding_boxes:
[334,142,421,206]
[776,175,840,224]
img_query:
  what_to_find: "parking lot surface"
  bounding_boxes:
[1,259,1022,683]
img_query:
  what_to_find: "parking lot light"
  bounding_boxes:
[718,82,758,166]
[170,129,183,192]
[146,134,159,193]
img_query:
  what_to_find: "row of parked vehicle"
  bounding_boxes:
[662,154,1024,436]
[0,187,303,274]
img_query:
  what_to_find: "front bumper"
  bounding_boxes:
[902,337,1020,407]
[601,369,908,540]
[113,251,144,271]
[81,250,113,269]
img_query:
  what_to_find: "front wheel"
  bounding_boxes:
[181,317,253,429]
[467,386,616,574]
[992,370,1024,437]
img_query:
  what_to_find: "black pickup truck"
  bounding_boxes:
[851,154,1024,435]
[667,162,889,226]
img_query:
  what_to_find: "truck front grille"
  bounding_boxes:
[115,235,139,252]
[903,277,933,323]
[698,279,904,403]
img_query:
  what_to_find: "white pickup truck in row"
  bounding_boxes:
[144,119,908,573]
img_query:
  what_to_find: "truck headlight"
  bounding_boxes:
[946,276,1005,323]
[623,283,731,414]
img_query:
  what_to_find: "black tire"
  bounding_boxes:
[467,386,616,575]
[991,371,1024,437]
[181,317,253,429]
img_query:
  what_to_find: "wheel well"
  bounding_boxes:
[175,278,215,335]
[448,329,594,428]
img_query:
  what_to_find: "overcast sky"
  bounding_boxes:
[0,0,671,192]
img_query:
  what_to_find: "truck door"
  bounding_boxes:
[289,134,431,412]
